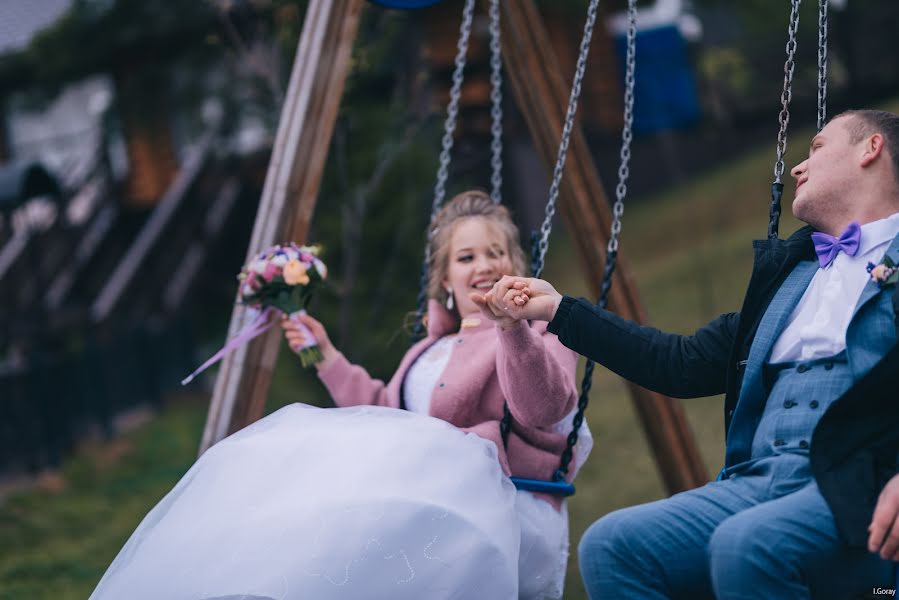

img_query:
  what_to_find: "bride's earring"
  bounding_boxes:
[445,287,454,311]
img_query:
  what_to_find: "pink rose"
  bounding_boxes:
[262,262,280,282]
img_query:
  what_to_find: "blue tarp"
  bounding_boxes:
[615,25,701,133]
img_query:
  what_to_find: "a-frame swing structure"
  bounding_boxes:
[199,0,709,495]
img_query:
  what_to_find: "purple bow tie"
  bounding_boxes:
[811,221,861,268]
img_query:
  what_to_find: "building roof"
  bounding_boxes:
[0,0,73,56]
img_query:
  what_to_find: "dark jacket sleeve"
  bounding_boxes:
[547,296,740,398]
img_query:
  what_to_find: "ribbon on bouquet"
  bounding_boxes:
[180,307,318,385]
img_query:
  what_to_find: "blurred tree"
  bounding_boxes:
[0,1,218,98]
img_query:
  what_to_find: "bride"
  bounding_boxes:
[90,191,592,600]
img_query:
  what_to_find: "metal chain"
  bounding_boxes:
[505,0,600,448]
[608,1,637,257]
[817,0,828,131]
[769,0,802,240]
[531,0,601,280]
[773,0,801,183]
[489,0,503,204]
[555,0,638,482]
[411,0,476,341]
[432,0,476,209]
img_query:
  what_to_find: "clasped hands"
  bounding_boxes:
[469,275,564,328]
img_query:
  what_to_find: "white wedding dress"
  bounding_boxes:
[90,404,524,600]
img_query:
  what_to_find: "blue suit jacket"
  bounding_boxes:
[548,226,899,546]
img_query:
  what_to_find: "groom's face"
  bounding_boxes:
[790,115,863,233]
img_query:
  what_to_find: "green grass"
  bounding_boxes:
[0,107,884,599]
[0,397,207,599]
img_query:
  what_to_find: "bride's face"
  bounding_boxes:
[443,217,513,318]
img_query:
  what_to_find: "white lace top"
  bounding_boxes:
[402,335,456,415]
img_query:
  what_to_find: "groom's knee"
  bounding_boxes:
[578,510,638,595]
[708,513,777,589]
[578,508,654,576]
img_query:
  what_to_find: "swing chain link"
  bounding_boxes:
[489,0,503,204]
[507,0,600,449]
[556,0,638,481]
[432,0,476,211]
[774,0,801,183]
[609,0,637,257]
[412,0,476,341]
[817,0,828,132]
[532,0,601,280]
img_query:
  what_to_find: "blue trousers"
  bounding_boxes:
[578,455,894,599]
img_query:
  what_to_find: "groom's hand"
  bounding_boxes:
[868,473,899,561]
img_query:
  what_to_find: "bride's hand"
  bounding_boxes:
[281,313,339,370]
[469,288,523,330]
[486,276,563,322]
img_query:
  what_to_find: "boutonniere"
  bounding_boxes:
[866,255,899,288]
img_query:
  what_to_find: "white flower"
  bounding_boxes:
[313,258,328,279]
[301,244,321,257]
[271,254,288,267]
[250,259,267,274]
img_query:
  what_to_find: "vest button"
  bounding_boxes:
[810,400,819,409]
[797,364,810,373]
[799,440,809,449]
[783,400,795,408]
[824,362,834,370]
[438,382,446,388]
[774,439,786,446]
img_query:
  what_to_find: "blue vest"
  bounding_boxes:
[725,232,899,469]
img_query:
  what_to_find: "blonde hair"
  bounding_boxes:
[427,190,528,313]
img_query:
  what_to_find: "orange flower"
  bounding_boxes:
[871,264,889,282]
[283,260,310,285]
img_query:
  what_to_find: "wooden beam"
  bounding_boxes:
[499,0,708,493]
[92,132,213,323]
[199,0,364,454]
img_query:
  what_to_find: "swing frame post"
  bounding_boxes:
[497,0,708,493]
[199,0,365,455]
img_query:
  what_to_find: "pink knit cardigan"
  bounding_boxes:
[317,300,580,510]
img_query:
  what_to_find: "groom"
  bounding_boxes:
[473,109,899,599]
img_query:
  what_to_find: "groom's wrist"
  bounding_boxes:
[547,294,563,322]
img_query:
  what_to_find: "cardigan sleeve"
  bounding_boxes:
[494,320,579,428]
[317,352,395,408]
[548,295,739,398]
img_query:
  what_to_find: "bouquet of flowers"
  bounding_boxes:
[238,244,328,366]
[181,243,328,386]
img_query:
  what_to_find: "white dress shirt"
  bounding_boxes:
[769,211,899,364]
